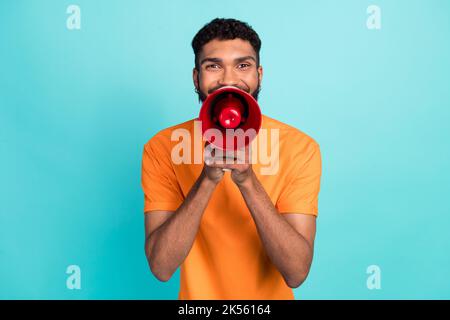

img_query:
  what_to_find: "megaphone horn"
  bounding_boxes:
[198,86,262,151]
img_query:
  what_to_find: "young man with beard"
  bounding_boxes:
[141,18,322,299]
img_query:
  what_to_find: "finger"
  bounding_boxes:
[205,162,234,170]
[235,148,250,164]
[212,154,246,165]
[206,161,245,172]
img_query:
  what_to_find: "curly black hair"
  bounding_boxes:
[191,18,262,71]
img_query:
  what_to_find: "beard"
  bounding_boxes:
[196,78,261,103]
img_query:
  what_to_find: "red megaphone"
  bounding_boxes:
[198,86,262,151]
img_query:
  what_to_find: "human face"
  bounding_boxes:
[193,38,263,102]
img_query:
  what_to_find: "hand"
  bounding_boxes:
[202,142,225,184]
[203,142,254,187]
[202,163,225,184]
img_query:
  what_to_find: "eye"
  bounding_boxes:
[237,63,251,70]
[205,64,221,70]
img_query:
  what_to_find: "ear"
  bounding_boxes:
[257,65,263,85]
[193,67,199,90]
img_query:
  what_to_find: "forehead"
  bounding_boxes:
[199,38,256,60]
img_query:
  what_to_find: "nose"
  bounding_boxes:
[218,68,239,87]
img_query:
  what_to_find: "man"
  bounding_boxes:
[141,18,322,300]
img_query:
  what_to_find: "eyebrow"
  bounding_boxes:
[200,55,257,66]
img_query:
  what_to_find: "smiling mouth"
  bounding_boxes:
[208,84,251,95]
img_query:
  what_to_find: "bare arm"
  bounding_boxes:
[237,171,316,288]
[205,145,317,288]
[144,165,223,282]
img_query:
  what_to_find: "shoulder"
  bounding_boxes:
[261,114,320,151]
[144,118,197,152]
[261,115,321,177]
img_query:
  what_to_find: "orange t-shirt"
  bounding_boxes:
[141,114,322,299]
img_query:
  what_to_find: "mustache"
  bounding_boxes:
[207,84,251,94]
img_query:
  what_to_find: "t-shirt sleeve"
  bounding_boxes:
[141,138,184,213]
[276,140,322,216]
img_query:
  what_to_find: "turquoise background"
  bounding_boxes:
[1,0,449,299]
